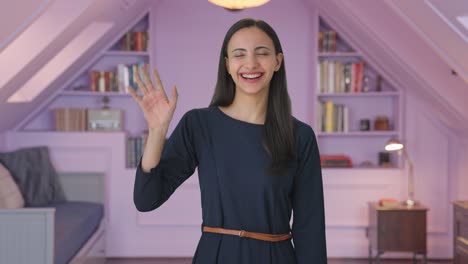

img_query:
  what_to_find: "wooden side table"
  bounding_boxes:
[367,202,428,264]
[453,201,468,264]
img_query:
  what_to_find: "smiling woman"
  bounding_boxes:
[132,18,327,264]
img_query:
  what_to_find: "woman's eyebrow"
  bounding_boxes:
[231,48,247,53]
[230,46,271,53]
[255,46,271,51]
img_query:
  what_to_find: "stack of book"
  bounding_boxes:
[53,108,88,131]
[118,31,149,51]
[317,60,365,94]
[316,101,349,133]
[378,198,401,208]
[126,132,148,168]
[88,62,146,93]
[318,30,337,52]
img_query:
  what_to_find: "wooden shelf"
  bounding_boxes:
[103,51,149,56]
[18,130,126,134]
[317,91,399,97]
[316,16,402,168]
[60,91,132,97]
[317,131,398,137]
[318,52,361,57]
[322,166,399,171]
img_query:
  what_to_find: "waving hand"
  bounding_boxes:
[128,65,178,130]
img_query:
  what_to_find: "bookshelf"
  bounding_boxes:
[316,17,402,169]
[21,12,151,168]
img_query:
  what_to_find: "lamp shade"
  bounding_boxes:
[383,138,416,207]
[385,138,404,151]
[208,0,270,10]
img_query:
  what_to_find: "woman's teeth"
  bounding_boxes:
[241,73,262,79]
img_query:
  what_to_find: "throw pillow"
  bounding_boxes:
[0,162,25,208]
[0,146,67,206]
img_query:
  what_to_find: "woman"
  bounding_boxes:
[131,18,327,263]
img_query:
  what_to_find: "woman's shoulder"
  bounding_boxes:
[293,117,316,139]
[183,106,215,119]
[178,107,218,127]
[292,118,318,158]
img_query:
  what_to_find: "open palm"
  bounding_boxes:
[128,66,178,130]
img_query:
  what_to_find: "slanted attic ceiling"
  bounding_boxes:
[0,0,51,51]
[0,0,152,132]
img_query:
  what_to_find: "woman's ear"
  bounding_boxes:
[275,53,283,72]
[225,57,230,74]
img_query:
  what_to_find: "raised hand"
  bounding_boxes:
[128,65,178,130]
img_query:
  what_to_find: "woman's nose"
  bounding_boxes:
[245,54,259,69]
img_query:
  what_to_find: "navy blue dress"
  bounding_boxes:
[133,106,327,263]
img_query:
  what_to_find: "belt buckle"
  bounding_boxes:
[238,230,245,237]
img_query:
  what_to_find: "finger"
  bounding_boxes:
[140,64,155,92]
[128,85,142,105]
[152,69,168,99]
[169,85,178,110]
[134,69,148,96]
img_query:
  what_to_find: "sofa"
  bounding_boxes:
[0,146,105,264]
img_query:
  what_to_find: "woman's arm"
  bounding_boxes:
[133,111,198,212]
[129,65,198,212]
[141,127,168,173]
[292,126,327,263]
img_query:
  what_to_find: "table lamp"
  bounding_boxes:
[385,138,415,207]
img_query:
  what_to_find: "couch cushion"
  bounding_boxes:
[52,201,104,264]
[0,146,67,206]
[0,162,25,208]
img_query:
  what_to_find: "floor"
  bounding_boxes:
[106,258,453,264]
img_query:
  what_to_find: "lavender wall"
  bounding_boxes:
[151,0,314,132]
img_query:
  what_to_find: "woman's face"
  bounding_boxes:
[225,27,283,98]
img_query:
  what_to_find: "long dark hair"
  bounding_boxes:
[209,18,295,175]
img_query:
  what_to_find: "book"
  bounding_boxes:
[320,154,353,168]
[378,198,401,208]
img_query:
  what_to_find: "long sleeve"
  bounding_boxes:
[133,111,198,212]
[292,126,327,263]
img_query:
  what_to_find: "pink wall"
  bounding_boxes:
[151,0,314,131]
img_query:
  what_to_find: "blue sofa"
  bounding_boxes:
[0,146,105,264]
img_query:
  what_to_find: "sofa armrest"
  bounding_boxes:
[0,208,55,264]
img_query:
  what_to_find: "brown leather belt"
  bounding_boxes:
[203,226,292,242]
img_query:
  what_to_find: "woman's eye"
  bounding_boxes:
[234,54,245,58]
[257,53,269,56]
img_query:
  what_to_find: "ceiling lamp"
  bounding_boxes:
[208,0,270,10]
